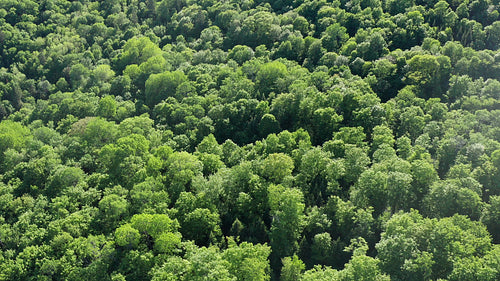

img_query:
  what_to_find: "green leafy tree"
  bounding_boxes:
[0,120,30,165]
[269,185,305,268]
[423,179,484,220]
[280,255,305,281]
[165,151,203,203]
[145,70,187,107]
[181,208,221,246]
[114,37,162,72]
[377,210,492,280]
[228,45,255,65]
[255,61,288,98]
[96,96,117,119]
[259,113,281,137]
[223,238,271,281]
[115,224,140,248]
[261,153,294,183]
[98,194,129,232]
[341,238,390,281]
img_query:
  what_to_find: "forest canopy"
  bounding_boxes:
[0,0,500,280]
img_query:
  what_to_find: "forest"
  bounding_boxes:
[0,0,499,280]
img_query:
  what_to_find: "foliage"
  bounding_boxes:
[0,0,499,280]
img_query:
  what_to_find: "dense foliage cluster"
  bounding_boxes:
[0,0,500,280]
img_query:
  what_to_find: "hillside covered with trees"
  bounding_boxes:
[0,0,500,280]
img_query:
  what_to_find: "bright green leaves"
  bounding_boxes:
[223,238,271,281]
[155,231,182,254]
[115,213,181,253]
[482,195,500,243]
[423,179,484,220]
[321,23,349,52]
[98,134,150,187]
[46,165,85,197]
[98,194,129,232]
[255,61,288,98]
[114,37,163,73]
[228,45,255,65]
[261,153,294,183]
[96,96,117,119]
[269,185,305,266]
[77,117,118,149]
[1,0,499,280]
[449,245,500,281]
[165,151,203,203]
[340,254,390,281]
[152,240,271,281]
[145,70,187,107]
[297,147,344,205]
[311,108,343,144]
[130,213,178,239]
[115,224,140,248]
[0,120,30,159]
[405,54,452,98]
[281,255,305,281]
[352,170,391,216]
[130,178,170,214]
[376,210,492,280]
[182,208,221,246]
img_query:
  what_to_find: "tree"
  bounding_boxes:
[269,185,305,268]
[46,165,85,197]
[222,238,271,281]
[228,45,255,65]
[145,70,187,107]
[130,213,178,239]
[301,265,339,280]
[448,245,500,281]
[410,159,438,207]
[481,196,500,243]
[259,114,281,137]
[423,179,484,220]
[92,64,115,91]
[255,61,288,98]
[343,146,371,185]
[165,151,203,203]
[114,37,162,72]
[485,21,500,50]
[96,96,117,119]
[371,125,395,153]
[311,107,343,144]
[280,255,305,281]
[181,208,221,246]
[405,54,451,98]
[297,147,339,206]
[115,224,140,248]
[0,0,499,279]
[130,178,170,214]
[310,232,334,266]
[340,242,390,281]
[351,169,388,215]
[177,245,236,281]
[98,194,129,232]
[151,256,191,281]
[261,153,294,183]
[78,117,118,149]
[234,11,282,48]
[305,39,325,67]
[386,0,415,15]
[376,210,492,280]
[0,120,30,165]
[322,23,349,52]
